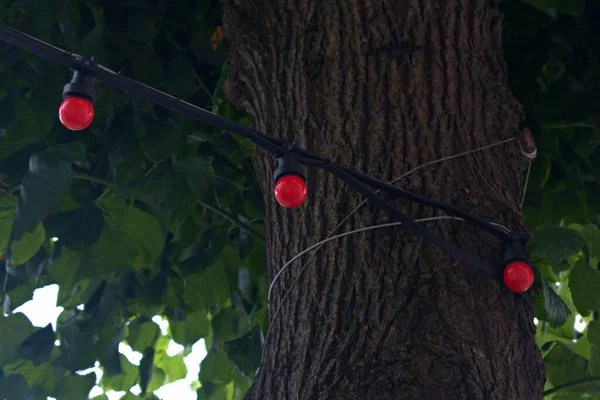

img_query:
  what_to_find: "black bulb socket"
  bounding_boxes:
[502,234,530,266]
[274,150,305,183]
[62,58,97,102]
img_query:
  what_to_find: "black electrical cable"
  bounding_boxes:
[298,153,510,240]
[319,162,500,278]
[0,23,532,297]
[317,162,534,311]
[0,23,509,240]
[0,24,285,155]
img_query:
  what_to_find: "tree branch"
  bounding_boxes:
[72,172,113,187]
[198,200,265,243]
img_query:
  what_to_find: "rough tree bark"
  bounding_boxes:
[223,0,545,399]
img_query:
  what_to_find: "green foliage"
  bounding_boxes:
[0,0,597,399]
[10,223,45,265]
[0,1,265,397]
[529,226,584,264]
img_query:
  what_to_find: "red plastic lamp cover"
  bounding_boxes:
[274,175,307,208]
[59,97,94,131]
[503,261,534,293]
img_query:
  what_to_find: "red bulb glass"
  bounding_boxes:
[59,97,94,131]
[503,261,534,293]
[274,175,307,208]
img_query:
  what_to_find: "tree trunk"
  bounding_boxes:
[223,0,545,399]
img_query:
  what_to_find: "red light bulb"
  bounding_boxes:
[274,175,307,208]
[503,261,534,293]
[59,97,94,131]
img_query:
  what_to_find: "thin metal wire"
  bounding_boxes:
[269,217,449,306]
[311,137,518,258]
[516,135,536,208]
[489,221,511,233]
[268,136,518,309]
[521,163,532,207]
[267,216,509,306]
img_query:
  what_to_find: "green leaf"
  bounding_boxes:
[48,246,85,289]
[55,372,96,399]
[49,217,138,288]
[2,360,95,399]
[545,342,589,388]
[529,226,584,264]
[3,361,57,393]
[0,195,16,254]
[96,197,165,269]
[12,142,86,238]
[199,349,234,384]
[588,321,600,377]
[124,10,156,45]
[541,279,571,328]
[569,256,600,316]
[0,373,46,398]
[139,349,154,395]
[0,314,35,365]
[162,55,198,97]
[18,324,55,364]
[223,326,263,381]
[521,0,582,17]
[582,224,600,260]
[101,354,139,391]
[170,311,210,346]
[10,222,44,265]
[127,320,159,352]
[173,157,214,196]
[155,351,187,383]
[44,205,104,250]
[146,365,166,393]
[183,260,231,312]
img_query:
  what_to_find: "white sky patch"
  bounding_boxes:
[119,342,143,366]
[18,284,209,398]
[130,384,142,395]
[152,315,170,335]
[14,284,63,330]
[575,314,587,333]
[88,386,104,398]
[167,340,185,357]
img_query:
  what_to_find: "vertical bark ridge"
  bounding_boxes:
[223,0,544,398]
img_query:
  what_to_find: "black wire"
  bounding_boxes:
[299,155,510,240]
[0,24,285,155]
[0,23,536,308]
[0,23,509,240]
[318,162,500,278]
[0,23,514,270]
[315,161,534,311]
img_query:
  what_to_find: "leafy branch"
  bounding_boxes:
[198,200,265,243]
[72,172,112,187]
[71,171,265,243]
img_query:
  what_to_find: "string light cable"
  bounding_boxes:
[0,23,534,296]
[319,136,519,243]
[268,137,520,306]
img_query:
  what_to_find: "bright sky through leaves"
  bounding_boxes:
[14,285,207,399]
